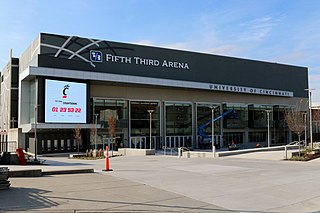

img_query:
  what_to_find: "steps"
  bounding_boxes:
[0,167,10,190]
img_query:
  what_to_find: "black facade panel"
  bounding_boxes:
[38,33,308,98]
[38,77,45,123]
[11,58,19,65]
[10,58,19,128]
[10,94,18,128]
[11,67,19,87]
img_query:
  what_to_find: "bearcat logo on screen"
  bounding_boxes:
[62,84,70,99]
[45,79,87,123]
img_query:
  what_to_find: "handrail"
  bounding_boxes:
[180,147,190,152]
[162,146,178,156]
[177,146,191,158]
[287,140,305,146]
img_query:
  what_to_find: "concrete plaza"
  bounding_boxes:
[2,150,320,212]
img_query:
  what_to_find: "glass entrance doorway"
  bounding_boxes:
[130,101,160,149]
[223,132,244,148]
[165,102,192,148]
[93,99,129,149]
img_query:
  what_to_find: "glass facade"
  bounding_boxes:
[130,101,160,137]
[248,105,273,128]
[93,99,129,149]
[223,132,244,147]
[89,99,293,150]
[197,104,221,134]
[165,103,192,136]
[248,132,266,144]
[223,104,247,129]
[129,101,161,149]
[271,105,290,145]
[196,103,221,148]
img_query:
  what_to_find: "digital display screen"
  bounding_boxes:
[45,79,87,123]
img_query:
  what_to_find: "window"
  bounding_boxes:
[130,101,160,137]
[166,103,192,136]
[223,104,247,129]
[248,132,266,143]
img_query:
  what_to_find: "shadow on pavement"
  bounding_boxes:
[44,195,265,213]
[0,187,58,211]
[42,159,93,167]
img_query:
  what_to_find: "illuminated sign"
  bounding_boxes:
[45,79,87,123]
[90,50,102,63]
[89,52,190,70]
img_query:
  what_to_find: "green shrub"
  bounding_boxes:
[304,146,312,154]
[290,156,306,161]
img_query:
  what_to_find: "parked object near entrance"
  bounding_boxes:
[228,141,238,151]
[0,152,11,165]
[198,110,236,149]
[16,148,26,165]
[0,167,10,190]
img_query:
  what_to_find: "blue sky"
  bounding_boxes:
[1,0,320,103]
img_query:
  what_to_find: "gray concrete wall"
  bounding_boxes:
[19,35,40,73]
[8,128,24,150]
[19,80,32,125]
[90,83,307,108]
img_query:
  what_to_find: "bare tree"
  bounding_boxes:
[312,109,320,145]
[312,108,320,125]
[284,100,306,145]
[89,123,96,149]
[74,124,82,154]
[107,116,117,156]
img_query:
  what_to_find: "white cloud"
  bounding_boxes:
[274,51,307,65]
[238,16,279,42]
[132,40,195,53]
[146,41,244,57]
[200,44,244,56]
[132,40,155,46]
[164,42,191,50]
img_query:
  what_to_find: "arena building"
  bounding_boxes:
[0,33,309,154]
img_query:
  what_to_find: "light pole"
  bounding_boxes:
[102,135,105,151]
[266,110,271,147]
[272,120,276,145]
[34,106,38,161]
[304,112,307,146]
[147,110,154,149]
[305,89,315,150]
[211,106,217,158]
[94,114,98,150]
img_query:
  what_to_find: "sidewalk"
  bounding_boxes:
[5,173,224,212]
[0,148,309,177]
[3,155,226,212]
[6,155,97,177]
[2,151,320,212]
[223,149,296,160]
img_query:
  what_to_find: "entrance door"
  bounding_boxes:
[223,132,244,148]
[130,101,160,149]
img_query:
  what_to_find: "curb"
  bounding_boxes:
[217,145,300,157]
[9,169,42,177]
[9,168,94,177]
[42,169,94,176]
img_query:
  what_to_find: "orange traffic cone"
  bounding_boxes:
[103,146,112,172]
